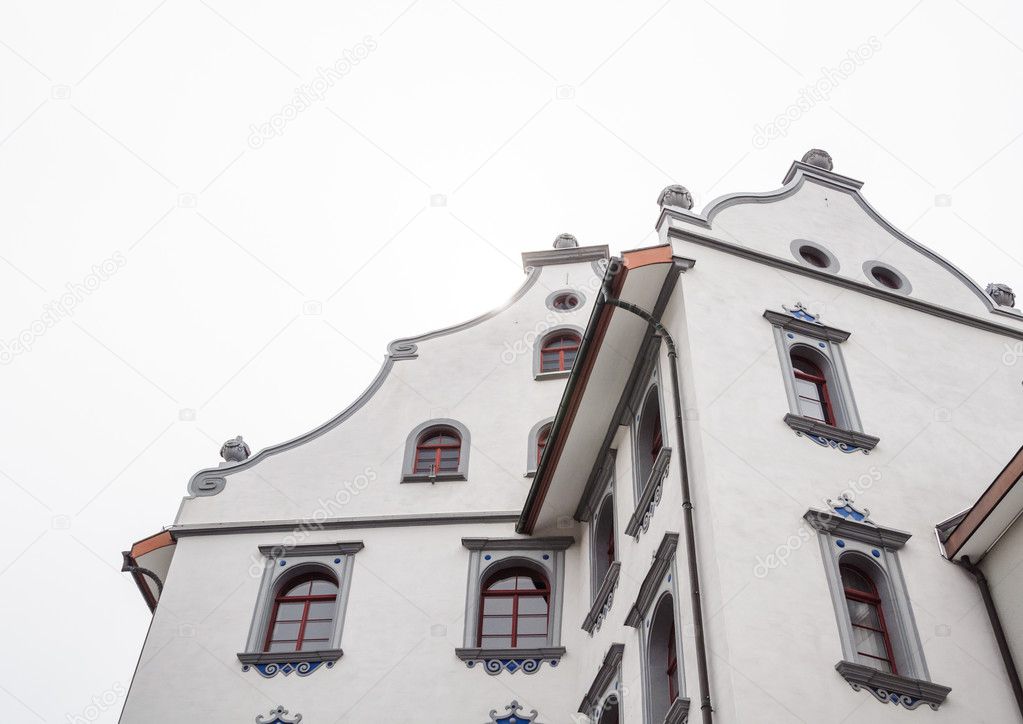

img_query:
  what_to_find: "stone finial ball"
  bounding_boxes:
[220,435,251,462]
[801,149,834,171]
[657,185,694,210]
[553,233,579,249]
[986,283,1017,308]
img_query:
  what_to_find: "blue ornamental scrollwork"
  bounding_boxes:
[801,431,862,454]
[466,656,557,675]
[849,681,933,711]
[486,700,545,724]
[243,660,334,678]
[255,705,303,723]
[783,301,823,324]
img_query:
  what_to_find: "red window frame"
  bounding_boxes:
[263,573,338,653]
[650,427,663,464]
[841,564,897,674]
[536,425,551,466]
[477,567,550,649]
[792,354,836,426]
[413,427,461,474]
[540,333,580,373]
[666,620,679,702]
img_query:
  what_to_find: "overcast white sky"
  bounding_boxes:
[2,1,1022,721]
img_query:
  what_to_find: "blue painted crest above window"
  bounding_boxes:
[783,301,823,324]
[486,700,543,724]
[827,493,872,523]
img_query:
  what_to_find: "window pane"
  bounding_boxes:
[563,350,577,367]
[302,620,333,640]
[275,602,305,620]
[517,596,548,615]
[267,640,297,653]
[298,638,330,651]
[282,580,311,596]
[488,576,517,591]
[307,601,336,619]
[480,636,513,649]
[483,597,513,614]
[516,616,547,636]
[793,378,820,399]
[272,621,301,640]
[482,616,513,635]
[841,567,874,593]
[797,398,825,421]
[310,579,338,595]
[515,634,547,648]
[847,600,881,630]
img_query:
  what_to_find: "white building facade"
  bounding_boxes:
[120,150,1023,723]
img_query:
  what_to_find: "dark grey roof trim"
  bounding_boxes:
[171,511,521,537]
[461,536,574,551]
[257,542,364,557]
[582,561,621,634]
[835,660,950,711]
[660,162,1023,327]
[186,267,545,493]
[804,509,911,549]
[783,414,879,452]
[578,642,625,714]
[669,227,1023,341]
[625,532,680,627]
[521,244,609,272]
[763,310,851,342]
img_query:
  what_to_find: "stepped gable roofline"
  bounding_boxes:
[657,156,1022,325]
[186,246,600,495]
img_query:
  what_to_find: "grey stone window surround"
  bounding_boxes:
[629,359,668,501]
[625,533,690,724]
[533,324,585,381]
[238,542,364,671]
[400,418,471,483]
[525,417,555,477]
[456,537,573,672]
[625,446,672,539]
[790,238,841,274]
[804,510,950,710]
[545,288,587,313]
[863,259,913,296]
[764,310,878,452]
[578,643,625,721]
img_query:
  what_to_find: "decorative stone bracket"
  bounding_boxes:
[664,696,691,724]
[836,660,950,711]
[486,700,545,724]
[255,705,303,723]
[784,414,879,454]
[455,647,565,675]
[625,447,672,538]
[582,561,621,635]
[237,649,342,678]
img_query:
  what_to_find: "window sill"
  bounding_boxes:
[582,561,621,634]
[663,697,691,724]
[783,414,879,453]
[455,646,565,675]
[835,660,950,711]
[237,649,343,677]
[400,472,467,483]
[624,447,672,538]
[534,370,571,381]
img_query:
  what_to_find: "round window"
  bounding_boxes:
[789,240,838,273]
[798,245,829,269]
[546,290,584,312]
[870,266,902,290]
[862,261,911,295]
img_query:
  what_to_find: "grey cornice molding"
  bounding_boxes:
[804,509,911,549]
[461,536,574,551]
[170,511,521,537]
[578,642,625,714]
[521,244,610,272]
[666,221,1023,342]
[664,697,692,724]
[835,660,950,711]
[763,310,851,342]
[257,542,364,557]
[186,267,545,493]
[624,447,673,539]
[625,532,680,627]
[575,449,617,522]
[783,414,879,453]
[582,561,621,634]
[781,161,865,189]
[238,650,343,665]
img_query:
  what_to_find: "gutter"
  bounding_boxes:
[958,556,1023,719]
[600,290,713,724]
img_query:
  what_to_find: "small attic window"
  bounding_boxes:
[546,289,585,312]
[790,240,839,273]
[863,261,912,295]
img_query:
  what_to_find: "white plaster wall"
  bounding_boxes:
[982,515,1023,688]
[663,230,1023,722]
[174,258,603,527]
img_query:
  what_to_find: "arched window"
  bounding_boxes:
[540,332,580,373]
[592,496,616,587]
[646,594,680,720]
[477,566,550,649]
[414,427,461,475]
[597,700,620,724]
[841,563,897,674]
[791,350,835,426]
[264,572,339,653]
[637,386,664,486]
[536,424,552,466]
